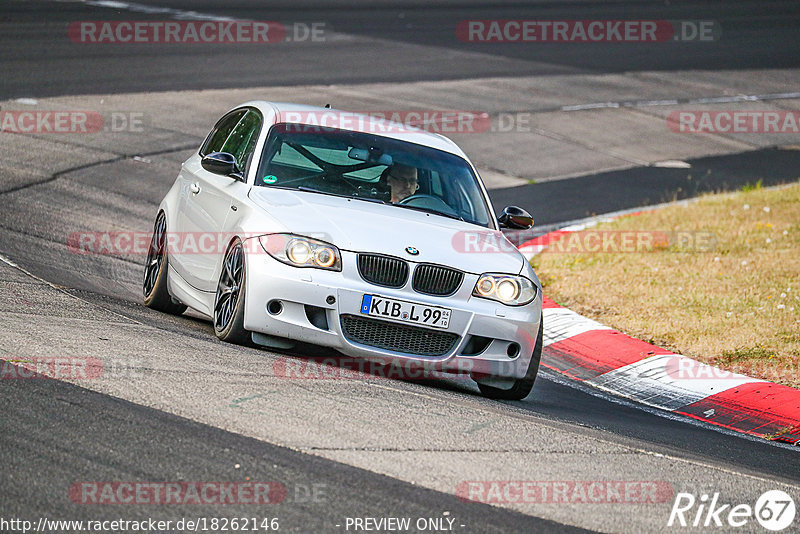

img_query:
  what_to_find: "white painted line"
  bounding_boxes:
[561,102,620,111]
[561,91,800,112]
[625,99,679,107]
[693,95,758,104]
[559,221,597,232]
[80,0,237,21]
[652,160,691,168]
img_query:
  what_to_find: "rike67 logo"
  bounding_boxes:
[668,490,795,531]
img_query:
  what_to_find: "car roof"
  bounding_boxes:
[234,101,471,159]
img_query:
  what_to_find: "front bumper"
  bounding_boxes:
[243,249,542,379]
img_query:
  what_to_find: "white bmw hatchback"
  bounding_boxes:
[144,102,543,400]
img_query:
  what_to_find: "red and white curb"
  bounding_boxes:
[519,222,800,445]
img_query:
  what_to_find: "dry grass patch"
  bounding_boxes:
[532,181,800,387]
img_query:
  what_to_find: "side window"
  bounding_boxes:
[200,110,247,156]
[220,110,262,170]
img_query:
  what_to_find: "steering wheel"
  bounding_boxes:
[398,194,458,216]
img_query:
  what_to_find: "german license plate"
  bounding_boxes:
[360,295,451,329]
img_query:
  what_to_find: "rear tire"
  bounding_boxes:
[143,211,187,315]
[476,314,543,401]
[213,239,250,345]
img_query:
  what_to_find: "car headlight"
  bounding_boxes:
[258,234,341,271]
[472,273,536,306]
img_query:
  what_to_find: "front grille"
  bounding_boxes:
[357,254,409,288]
[412,264,464,296]
[340,314,460,357]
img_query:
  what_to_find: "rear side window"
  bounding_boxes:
[200,110,247,156]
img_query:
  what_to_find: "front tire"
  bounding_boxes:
[143,211,187,315]
[213,239,250,345]
[476,314,543,401]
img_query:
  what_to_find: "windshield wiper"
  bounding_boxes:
[296,186,328,195]
[296,186,387,204]
[393,204,466,222]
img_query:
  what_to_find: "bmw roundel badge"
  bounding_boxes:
[405,246,419,256]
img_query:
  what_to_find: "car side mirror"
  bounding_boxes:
[201,152,244,181]
[498,206,534,229]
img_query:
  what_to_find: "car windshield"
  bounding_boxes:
[255,124,492,227]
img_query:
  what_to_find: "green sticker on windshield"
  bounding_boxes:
[262,175,277,184]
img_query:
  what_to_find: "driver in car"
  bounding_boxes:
[386,164,418,203]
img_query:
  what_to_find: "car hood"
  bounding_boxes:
[247,188,526,275]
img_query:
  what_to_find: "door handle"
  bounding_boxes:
[189,182,201,195]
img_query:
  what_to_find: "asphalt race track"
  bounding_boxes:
[3,0,799,98]
[1,1,800,533]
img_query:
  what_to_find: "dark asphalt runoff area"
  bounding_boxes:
[2,1,800,533]
[2,0,799,99]
[494,147,800,227]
